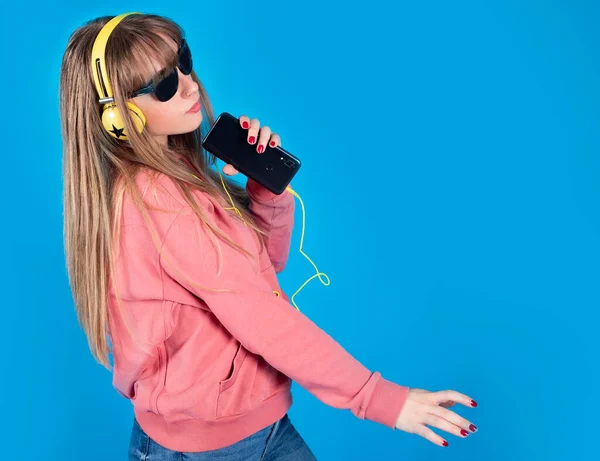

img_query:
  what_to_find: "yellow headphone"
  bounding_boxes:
[91,12,146,140]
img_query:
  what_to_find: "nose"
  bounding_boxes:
[179,70,199,98]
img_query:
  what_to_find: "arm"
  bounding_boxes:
[246,179,295,273]
[159,205,409,429]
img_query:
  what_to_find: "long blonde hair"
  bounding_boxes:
[59,13,266,370]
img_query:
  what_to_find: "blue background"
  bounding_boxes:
[0,0,598,459]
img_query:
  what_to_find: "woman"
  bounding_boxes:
[59,12,478,460]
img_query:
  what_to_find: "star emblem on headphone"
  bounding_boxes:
[110,124,125,138]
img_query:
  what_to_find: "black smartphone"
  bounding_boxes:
[201,112,301,195]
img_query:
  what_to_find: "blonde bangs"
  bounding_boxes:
[105,16,182,97]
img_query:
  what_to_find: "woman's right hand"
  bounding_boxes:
[394,388,478,447]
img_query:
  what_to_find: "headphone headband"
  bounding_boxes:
[90,12,141,104]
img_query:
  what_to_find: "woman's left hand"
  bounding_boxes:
[222,115,282,176]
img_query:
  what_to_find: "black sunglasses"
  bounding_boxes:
[129,39,193,102]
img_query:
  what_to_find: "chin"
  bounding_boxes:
[186,112,203,128]
[173,116,203,136]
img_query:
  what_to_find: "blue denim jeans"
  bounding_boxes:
[129,413,318,460]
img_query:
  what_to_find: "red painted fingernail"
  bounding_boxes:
[442,441,449,447]
[242,121,249,129]
[270,141,276,147]
[470,400,478,407]
[248,136,255,144]
[470,424,478,432]
[257,145,264,154]
[460,429,469,437]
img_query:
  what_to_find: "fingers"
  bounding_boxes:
[423,414,470,440]
[245,118,260,147]
[239,115,250,129]
[429,404,477,434]
[439,400,456,408]
[269,133,281,148]
[433,390,478,408]
[415,425,449,448]
[256,125,272,154]
[239,115,282,155]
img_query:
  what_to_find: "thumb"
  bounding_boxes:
[222,164,239,176]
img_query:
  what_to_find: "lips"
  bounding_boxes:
[187,101,201,113]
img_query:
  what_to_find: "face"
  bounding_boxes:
[129,39,202,146]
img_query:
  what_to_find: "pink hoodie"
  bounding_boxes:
[108,165,409,452]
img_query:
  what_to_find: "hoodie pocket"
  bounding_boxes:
[216,343,248,417]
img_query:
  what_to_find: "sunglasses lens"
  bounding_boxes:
[135,41,192,102]
[178,41,193,75]
[154,68,179,102]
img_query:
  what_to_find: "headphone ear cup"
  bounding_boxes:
[101,102,146,140]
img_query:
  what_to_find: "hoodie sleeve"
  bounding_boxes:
[159,205,410,430]
[246,179,295,273]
